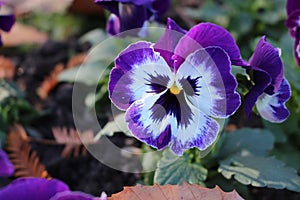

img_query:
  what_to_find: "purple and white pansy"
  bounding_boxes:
[0,144,14,177]
[95,0,170,36]
[243,36,291,123]
[286,0,300,66]
[109,18,244,155]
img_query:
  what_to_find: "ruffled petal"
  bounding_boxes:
[125,93,173,150]
[249,36,283,94]
[0,178,69,200]
[287,0,300,16]
[171,101,219,155]
[173,22,247,70]
[0,148,14,177]
[0,15,15,32]
[243,69,271,117]
[154,18,187,68]
[50,191,95,200]
[176,47,240,118]
[256,78,291,123]
[109,41,173,110]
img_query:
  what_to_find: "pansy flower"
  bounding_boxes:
[0,2,15,45]
[286,0,300,66]
[0,145,14,177]
[95,0,170,36]
[109,18,245,155]
[243,36,291,123]
[0,177,104,200]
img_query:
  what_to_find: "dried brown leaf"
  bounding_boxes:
[36,63,64,99]
[52,127,94,158]
[6,124,50,178]
[0,56,16,79]
[109,182,244,200]
[66,53,87,69]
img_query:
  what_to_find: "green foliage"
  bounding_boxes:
[0,80,39,129]
[219,153,300,192]
[154,149,207,185]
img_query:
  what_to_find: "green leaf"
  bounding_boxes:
[271,145,300,171]
[262,120,287,143]
[94,113,132,140]
[154,149,207,185]
[58,61,109,86]
[219,152,300,192]
[218,128,274,158]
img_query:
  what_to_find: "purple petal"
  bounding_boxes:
[286,9,300,32]
[173,22,247,70]
[154,18,187,68]
[118,4,149,34]
[256,78,291,123]
[151,0,170,20]
[287,0,300,16]
[125,93,174,150]
[0,149,14,177]
[171,102,220,155]
[106,14,120,35]
[109,41,172,110]
[177,47,241,118]
[0,15,15,32]
[50,191,95,200]
[0,178,69,200]
[294,28,300,66]
[249,36,283,94]
[243,69,272,117]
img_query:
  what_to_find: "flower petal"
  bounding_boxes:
[256,78,291,123]
[249,36,283,94]
[177,47,241,118]
[0,148,14,177]
[106,14,120,35]
[287,0,300,16]
[294,28,300,66]
[0,178,69,200]
[0,15,15,32]
[50,191,95,200]
[171,102,219,155]
[125,93,173,150]
[151,0,170,20]
[109,41,172,110]
[243,69,271,117]
[174,22,247,70]
[286,9,300,31]
[154,18,187,68]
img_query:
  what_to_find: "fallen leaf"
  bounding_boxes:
[109,181,244,200]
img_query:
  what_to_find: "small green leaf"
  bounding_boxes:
[218,128,274,158]
[219,152,300,192]
[154,149,207,185]
[94,113,131,140]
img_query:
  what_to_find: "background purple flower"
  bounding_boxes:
[243,36,290,123]
[0,146,14,177]
[95,0,170,36]
[0,177,101,200]
[286,0,300,66]
[0,2,15,45]
[109,18,241,155]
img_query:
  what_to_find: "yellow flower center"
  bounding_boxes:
[170,83,181,95]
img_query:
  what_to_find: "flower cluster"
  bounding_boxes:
[286,0,300,66]
[108,17,291,155]
[0,1,15,45]
[95,0,170,36]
